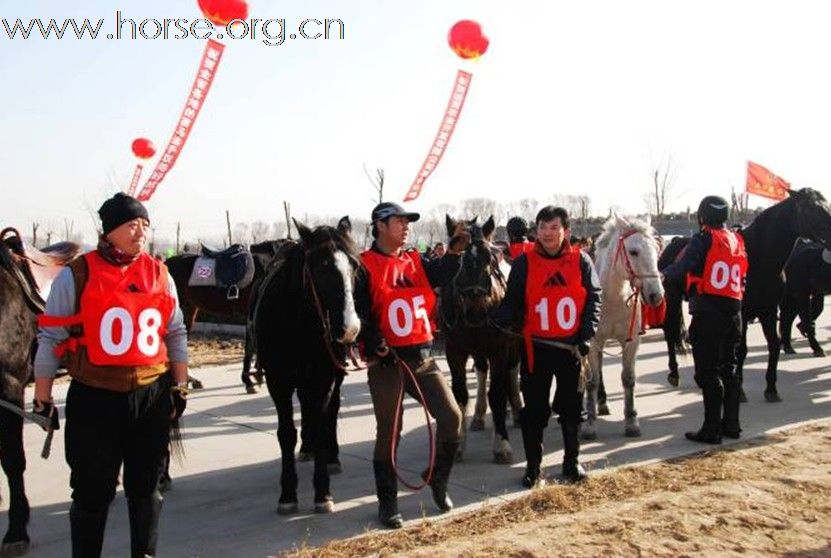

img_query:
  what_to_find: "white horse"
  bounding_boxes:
[582,216,665,440]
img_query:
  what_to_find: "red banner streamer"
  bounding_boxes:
[404,69,472,202]
[135,39,225,202]
[127,164,144,196]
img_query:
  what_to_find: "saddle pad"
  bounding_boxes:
[188,257,218,287]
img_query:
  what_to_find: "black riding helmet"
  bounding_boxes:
[697,195,730,227]
[506,216,528,241]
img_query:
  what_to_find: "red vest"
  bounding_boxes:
[523,246,586,339]
[40,252,175,367]
[361,249,437,347]
[687,228,748,300]
[508,241,535,261]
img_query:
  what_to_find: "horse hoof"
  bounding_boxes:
[0,540,29,558]
[782,345,796,355]
[764,391,782,403]
[739,390,748,404]
[245,384,258,394]
[255,373,265,386]
[470,416,485,431]
[580,428,597,441]
[667,372,679,388]
[598,403,610,416]
[277,502,299,515]
[327,461,343,475]
[298,450,314,462]
[625,424,642,438]
[813,348,826,357]
[190,379,204,390]
[314,498,334,514]
[493,451,513,464]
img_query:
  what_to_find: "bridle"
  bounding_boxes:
[444,241,506,330]
[612,228,661,342]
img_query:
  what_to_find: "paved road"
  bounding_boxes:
[8,319,831,557]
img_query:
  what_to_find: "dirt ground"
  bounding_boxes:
[187,331,245,368]
[283,420,831,558]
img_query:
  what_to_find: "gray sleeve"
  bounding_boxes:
[33,267,76,379]
[164,271,189,364]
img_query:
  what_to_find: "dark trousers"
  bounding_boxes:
[519,346,583,467]
[689,310,742,433]
[65,376,172,511]
[368,357,462,462]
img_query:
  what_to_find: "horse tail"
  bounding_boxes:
[169,416,186,465]
[662,285,688,355]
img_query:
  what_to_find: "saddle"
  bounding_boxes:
[189,243,255,299]
[0,228,81,313]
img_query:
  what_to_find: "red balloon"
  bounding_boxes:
[197,0,249,27]
[131,138,156,160]
[448,20,489,60]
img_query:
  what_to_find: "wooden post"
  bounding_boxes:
[226,210,232,246]
[31,223,39,248]
[283,201,292,239]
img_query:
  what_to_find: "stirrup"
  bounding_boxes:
[226,284,240,300]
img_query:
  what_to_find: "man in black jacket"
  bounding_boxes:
[494,206,601,487]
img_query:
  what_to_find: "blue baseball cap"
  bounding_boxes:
[371,202,420,223]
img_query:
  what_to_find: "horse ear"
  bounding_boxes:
[644,213,652,227]
[446,215,457,238]
[482,216,495,239]
[337,216,352,235]
[615,214,629,230]
[293,218,313,244]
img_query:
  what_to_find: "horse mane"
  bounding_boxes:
[595,215,655,252]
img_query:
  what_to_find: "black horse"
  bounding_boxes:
[441,216,521,463]
[252,217,360,514]
[780,239,831,357]
[737,188,831,402]
[0,229,79,556]
[658,236,691,388]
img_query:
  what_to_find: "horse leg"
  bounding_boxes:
[760,313,782,402]
[803,294,826,357]
[581,342,602,441]
[666,337,679,387]
[508,361,522,428]
[0,405,30,556]
[241,328,257,394]
[621,341,641,437]
[736,319,749,403]
[445,343,470,460]
[779,291,799,355]
[326,376,343,475]
[488,354,512,464]
[471,356,488,431]
[301,374,335,513]
[297,388,314,462]
[597,355,610,416]
[266,374,299,514]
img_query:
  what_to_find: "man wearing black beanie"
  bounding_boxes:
[34,191,189,557]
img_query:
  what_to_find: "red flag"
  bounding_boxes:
[746,161,790,201]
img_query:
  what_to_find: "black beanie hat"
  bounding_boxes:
[98,193,150,234]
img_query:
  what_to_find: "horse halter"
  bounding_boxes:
[446,242,504,329]
[302,254,349,372]
[613,228,660,342]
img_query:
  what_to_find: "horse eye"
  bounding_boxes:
[628,250,639,257]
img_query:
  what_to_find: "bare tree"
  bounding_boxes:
[63,219,74,242]
[233,222,251,246]
[31,222,39,248]
[731,186,750,223]
[460,197,497,221]
[647,156,676,218]
[250,221,270,243]
[364,164,385,204]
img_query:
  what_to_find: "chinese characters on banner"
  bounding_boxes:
[135,39,226,202]
[403,70,472,202]
[745,160,790,201]
[127,164,144,196]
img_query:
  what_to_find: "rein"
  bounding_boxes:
[612,229,660,343]
[302,260,349,373]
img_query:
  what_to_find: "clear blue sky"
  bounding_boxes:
[2,0,831,244]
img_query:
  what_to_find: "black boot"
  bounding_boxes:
[373,461,403,529]
[520,413,544,488]
[424,441,458,513]
[721,373,741,439]
[128,491,163,558]
[561,419,588,482]
[686,380,723,444]
[70,502,109,558]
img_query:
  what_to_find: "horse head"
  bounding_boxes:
[791,188,831,247]
[599,215,665,307]
[444,215,504,327]
[293,216,361,345]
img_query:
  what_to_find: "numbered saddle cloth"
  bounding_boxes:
[190,243,255,290]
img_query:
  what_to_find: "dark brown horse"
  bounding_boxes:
[441,216,522,463]
[0,228,79,557]
[780,239,831,357]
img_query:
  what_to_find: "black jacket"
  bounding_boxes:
[355,243,461,360]
[493,242,602,345]
[662,228,741,316]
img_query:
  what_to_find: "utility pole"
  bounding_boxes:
[283,201,292,239]
[225,210,232,246]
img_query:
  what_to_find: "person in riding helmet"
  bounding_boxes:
[494,206,602,487]
[506,216,534,263]
[662,195,748,444]
[354,202,464,529]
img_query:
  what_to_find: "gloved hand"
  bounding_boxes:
[577,341,590,357]
[33,399,60,431]
[374,343,397,367]
[170,384,188,421]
